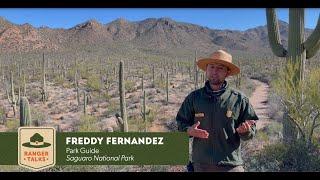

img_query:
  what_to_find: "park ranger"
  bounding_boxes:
[176,50,259,172]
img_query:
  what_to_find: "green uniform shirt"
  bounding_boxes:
[176,81,259,166]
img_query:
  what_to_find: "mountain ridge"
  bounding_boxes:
[0,17,314,54]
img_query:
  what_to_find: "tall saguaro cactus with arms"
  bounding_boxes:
[41,53,47,104]
[266,8,320,143]
[119,61,128,132]
[7,71,17,117]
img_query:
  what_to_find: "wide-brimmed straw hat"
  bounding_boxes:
[197,50,240,76]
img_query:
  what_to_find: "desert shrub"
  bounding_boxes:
[30,108,47,126]
[66,67,77,82]
[142,66,150,75]
[268,92,283,122]
[272,62,320,143]
[78,115,100,132]
[154,79,166,89]
[53,75,65,87]
[128,115,146,132]
[138,101,161,132]
[86,74,101,92]
[5,119,19,132]
[28,88,42,103]
[255,130,269,142]
[145,104,160,124]
[264,121,282,137]
[28,71,41,83]
[78,65,91,80]
[125,80,136,93]
[104,100,119,117]
[246,140,320,172]
[102,91,112,102]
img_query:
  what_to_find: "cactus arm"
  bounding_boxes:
[304,14,320,59]
[266,8,288,57]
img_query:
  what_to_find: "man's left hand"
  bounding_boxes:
[236,120,256,134]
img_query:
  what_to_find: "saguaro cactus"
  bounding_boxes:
[7,71,17,117]
[166,71,169,105]
[40,53,47,103]
[20,97,31,126]
[22,74,26,97]
[75,71,80,106]
[83,91,89,115]
[119,61,128,132]
[141,90,150,132]
[236,61,242,89]
[17,86,20,104]
[141,74,144,93]
[152,66,155,87]
[194,50,198,90]
[188,66,192,80]
[142,90,147,122]
[266,8,320,143]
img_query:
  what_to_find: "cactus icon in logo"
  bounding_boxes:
[22,133,51,148]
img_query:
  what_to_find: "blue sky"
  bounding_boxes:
[0,8,319,31]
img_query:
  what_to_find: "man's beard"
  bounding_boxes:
[208,78,224,86]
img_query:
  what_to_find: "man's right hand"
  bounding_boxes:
[187,121,209,139]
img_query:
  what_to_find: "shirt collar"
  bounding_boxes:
[204,80,228,97]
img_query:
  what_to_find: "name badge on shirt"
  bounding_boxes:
[195,113,205,118]
[226,109,233,118]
